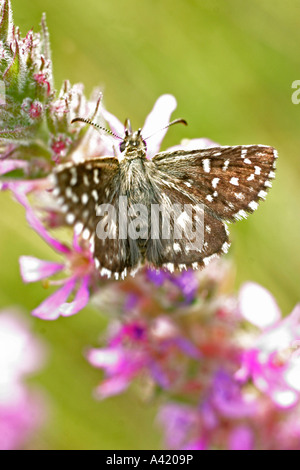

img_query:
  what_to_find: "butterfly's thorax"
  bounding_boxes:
[119,152,155,201]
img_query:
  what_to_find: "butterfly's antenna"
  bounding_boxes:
[144,118,188,140]
[71,117,122,140]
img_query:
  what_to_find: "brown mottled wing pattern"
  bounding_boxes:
[52,157,142,277]
[153,145,277,221]
[145,177,229,271]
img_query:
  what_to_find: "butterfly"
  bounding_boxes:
[51,117,277,280]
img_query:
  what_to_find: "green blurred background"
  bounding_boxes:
[0,0,300,449]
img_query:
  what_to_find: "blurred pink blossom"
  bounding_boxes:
[0,311,47,450]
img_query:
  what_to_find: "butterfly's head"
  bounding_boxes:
[119,119,147,155]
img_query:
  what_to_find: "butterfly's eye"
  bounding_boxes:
[119,141,126,153]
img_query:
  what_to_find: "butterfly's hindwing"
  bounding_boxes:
[145,178,229,271]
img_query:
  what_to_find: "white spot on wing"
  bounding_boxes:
[234,209,247,220]
[241,148,247,158]
[81,193,89,205]
[66,213,75,224]
[82,228,90,240]
[212,177,220,189]
[173,243,181,253]
[258,190,267,199]
[202,159,211,173]
[230,177,239,186]
[222,159,230,171]
[165,263,175,273]
[92,189,98,201]
[222,241,230,253]
[203,253,218,266]
[70,167,77,186]
[248,201,258,211]
[65,187,73,199]
[254,166,261,175]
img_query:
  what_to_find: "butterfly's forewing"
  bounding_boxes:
[153,145,277,221]
[53,157,119,232]
[53,157,145,277]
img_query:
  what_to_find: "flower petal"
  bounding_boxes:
[271,388,298,408]
[19,256,64,283]
[166,137,219,152]
[142,94,177,158]
[32,278,76,320]
[58,276,90,317]
[87,347,123,372]
[229,425,254,450]
[0,160,29,175]
[102,108,124,137]
[94,375,130,399]
[11,184,70,254]
[239,282,281,329]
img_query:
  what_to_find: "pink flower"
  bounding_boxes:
[0,310,47,449]
[28,100,43,119]
[87,317,200,398]
[19,233,94,320]
[237,282,300,408]
[50,134,72,161]
[0,159,29,176]
[33,72,51,95]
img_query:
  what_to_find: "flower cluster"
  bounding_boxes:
[1,0,300,450]
[89,266,300,450]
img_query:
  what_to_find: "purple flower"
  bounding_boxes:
[237,282,300,408]
[157,403,204,450]
[209,370,257,419]
[147,268,198,304]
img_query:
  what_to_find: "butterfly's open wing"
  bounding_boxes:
[153,145,277,221]
[147,145,277,271]
[52,157,141,278]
